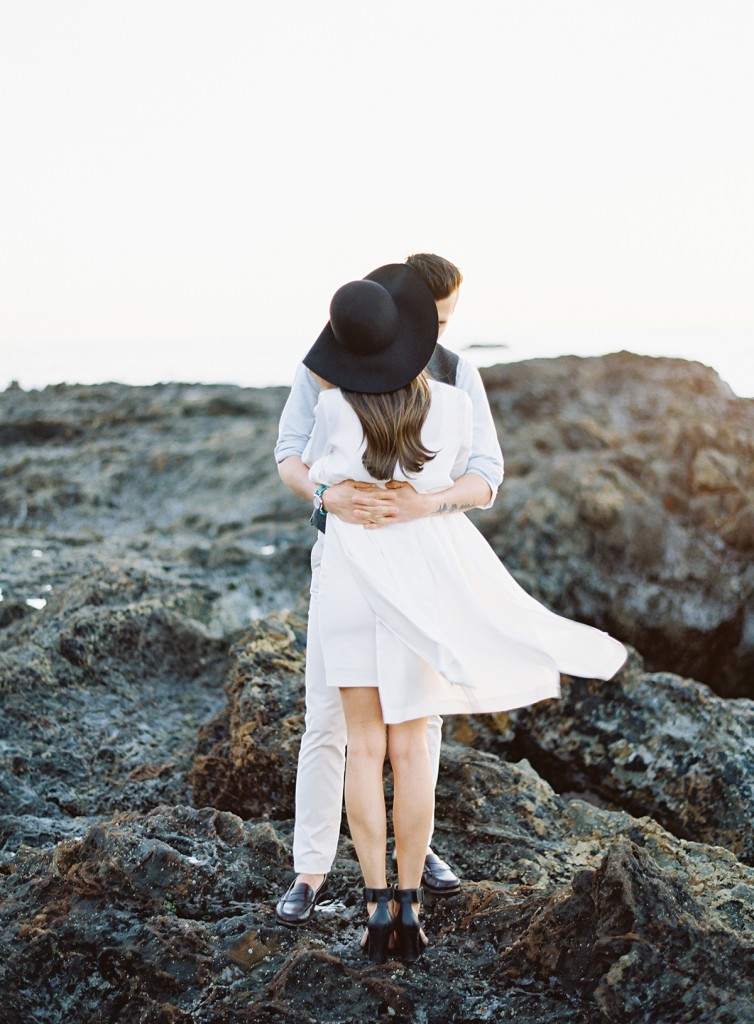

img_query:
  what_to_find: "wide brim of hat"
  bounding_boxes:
[303,263,438,394]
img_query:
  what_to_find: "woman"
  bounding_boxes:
[301,264,626,963]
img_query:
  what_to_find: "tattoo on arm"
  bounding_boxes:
[431,500,477,516]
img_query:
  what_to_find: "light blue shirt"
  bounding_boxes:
[275,357,504,508]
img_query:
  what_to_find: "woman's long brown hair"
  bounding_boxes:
[341,373,437,481]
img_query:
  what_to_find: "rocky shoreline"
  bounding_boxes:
[1,352,753,1023]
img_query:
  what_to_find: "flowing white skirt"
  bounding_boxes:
[316,513,626,724]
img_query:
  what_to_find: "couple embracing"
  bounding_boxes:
[274,254,625,963]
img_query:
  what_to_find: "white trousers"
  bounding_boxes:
[293,534,443,874]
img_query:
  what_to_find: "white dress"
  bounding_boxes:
[302,380,626,725]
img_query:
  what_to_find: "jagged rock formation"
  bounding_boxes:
[478,352,754,696]
[190,614,308,819]
[4,742,754,1023]
[445,646,754,867]
[1,355,753,1022]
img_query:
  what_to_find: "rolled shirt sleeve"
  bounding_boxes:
[274,362,320,463]
[455,357,504,508]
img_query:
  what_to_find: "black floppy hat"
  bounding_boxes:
[303,264,439,394]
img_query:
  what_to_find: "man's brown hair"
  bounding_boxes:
[405,253,463,300]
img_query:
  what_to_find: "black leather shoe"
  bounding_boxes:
[422,852,460,896]
[275,876,329,927]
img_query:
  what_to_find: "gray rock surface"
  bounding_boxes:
[446,645,754,866]
[477,352,754,696]
[1,357,753,1022]
[4,745,754,1024]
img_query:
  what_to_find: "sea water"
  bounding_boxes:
[3,329,752,398]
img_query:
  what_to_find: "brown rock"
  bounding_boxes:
[190,613,307,819]
[478,351,754,695]
[691,447,740,493]
[495,837,754,1022]
[469,646,754,865]
[5,748,754,1024]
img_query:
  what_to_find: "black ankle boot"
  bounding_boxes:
[393,887,425,962]
[362,886,394,964]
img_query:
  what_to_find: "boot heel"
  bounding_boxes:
[394,887,425,962]
[363,886,394,965]
[365,919,393,963]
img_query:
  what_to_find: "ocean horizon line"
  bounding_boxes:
[4,328,753,399]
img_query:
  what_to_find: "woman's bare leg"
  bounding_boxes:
[388,716,433,928]
[340,687,388,892]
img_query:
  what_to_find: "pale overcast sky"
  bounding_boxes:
[1,1,753,392]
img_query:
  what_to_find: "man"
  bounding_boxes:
[273,253,504,925]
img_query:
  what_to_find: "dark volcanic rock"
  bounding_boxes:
[0,381,313,862]
[478,352,754,696]
[1,805,291,1023]
[0,558,232,863]
[2,361,754,1022]
[0,381,312,617]
[448,646,754,867]
[190,613,307,819]
[495,837,754,1023]
[4,755,754,1023]
[507,649,754,865]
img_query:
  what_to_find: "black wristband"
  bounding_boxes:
[309,506,328,533]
